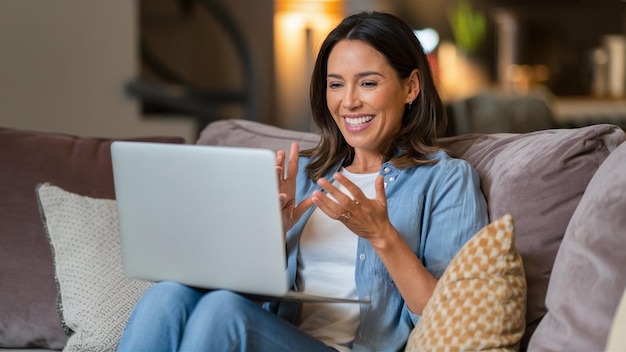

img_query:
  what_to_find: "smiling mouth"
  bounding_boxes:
[345,115,374,126]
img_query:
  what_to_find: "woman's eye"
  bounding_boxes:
[361,81,377,88]
[328,82,343,89]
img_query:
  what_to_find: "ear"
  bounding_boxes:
[404,69,420,104]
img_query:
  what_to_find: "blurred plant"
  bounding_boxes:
[448,0,486,55]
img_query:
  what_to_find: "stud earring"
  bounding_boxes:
[407,99,413,109]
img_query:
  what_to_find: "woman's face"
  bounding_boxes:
[325,39,416,154]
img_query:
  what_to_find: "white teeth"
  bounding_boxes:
[345,116,374,126]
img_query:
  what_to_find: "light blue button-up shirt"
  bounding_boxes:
[266,150,488,351]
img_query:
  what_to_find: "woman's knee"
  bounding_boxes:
[135,281,204,319]
[181,291,265,349]
[120,282,205,351]
[196,290,254,313]
[190,290,259,330]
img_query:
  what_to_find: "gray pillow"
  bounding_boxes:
[528,141,626,351]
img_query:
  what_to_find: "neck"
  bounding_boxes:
[345,152,383,174]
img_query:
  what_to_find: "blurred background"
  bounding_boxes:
[1,0,625,142]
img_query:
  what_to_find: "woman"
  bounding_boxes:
[118,11,488,352]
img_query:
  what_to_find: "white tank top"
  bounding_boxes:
[297,168,378,352]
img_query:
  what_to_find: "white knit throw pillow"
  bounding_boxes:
[37,183,152,352]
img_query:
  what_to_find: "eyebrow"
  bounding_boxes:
[327,71,384,79]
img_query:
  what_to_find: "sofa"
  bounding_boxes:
[1,119,626,351]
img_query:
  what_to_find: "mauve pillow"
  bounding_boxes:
[0,127,184,349]
[528,141,626,351]
[439,124,626,349]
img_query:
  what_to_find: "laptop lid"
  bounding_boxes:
[111,141,289,297]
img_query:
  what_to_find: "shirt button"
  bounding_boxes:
[388,176,395,182]
[359,253,366,261]
[383,167,391,174]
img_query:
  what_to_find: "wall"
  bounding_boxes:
[137,0,388,133]
[0,0,196,142]
[138,0,275,132]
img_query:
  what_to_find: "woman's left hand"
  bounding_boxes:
[314,171,438,315]
[312,172,394,245]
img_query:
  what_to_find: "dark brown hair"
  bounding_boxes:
[303,11,447,180]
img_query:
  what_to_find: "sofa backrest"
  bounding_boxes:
[0,126,185,350]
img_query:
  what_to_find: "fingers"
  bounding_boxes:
[333,173,362,202]
[293,196,314,219]
[311,189,344,220]
[275,149,285,171]
[314,175,362,220]
[282,195,314,233]
[275,166,284,186]
[318,173,360,205]
[276,143,299,182]
[313,173,388,225]
[287,142,299,180]
[275,149,285,184]
[276,143,306,233]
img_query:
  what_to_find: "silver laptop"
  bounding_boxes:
[111,141,367,304]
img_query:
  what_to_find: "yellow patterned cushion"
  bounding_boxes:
[406,214,526,351]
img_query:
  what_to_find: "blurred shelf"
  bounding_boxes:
[553,96,626,129]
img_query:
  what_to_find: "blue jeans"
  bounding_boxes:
[117,281,335,352]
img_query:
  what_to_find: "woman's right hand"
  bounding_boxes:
[276,142,313,234]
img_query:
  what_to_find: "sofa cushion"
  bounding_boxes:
[528,140,626,351]
[36,183,153,352]
[405,214,526,351]
[0,126,184,349]
[439,124,626,348]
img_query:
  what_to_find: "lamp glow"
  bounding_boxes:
[414,28,439,54]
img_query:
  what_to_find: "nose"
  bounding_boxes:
[342,84,361,110]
